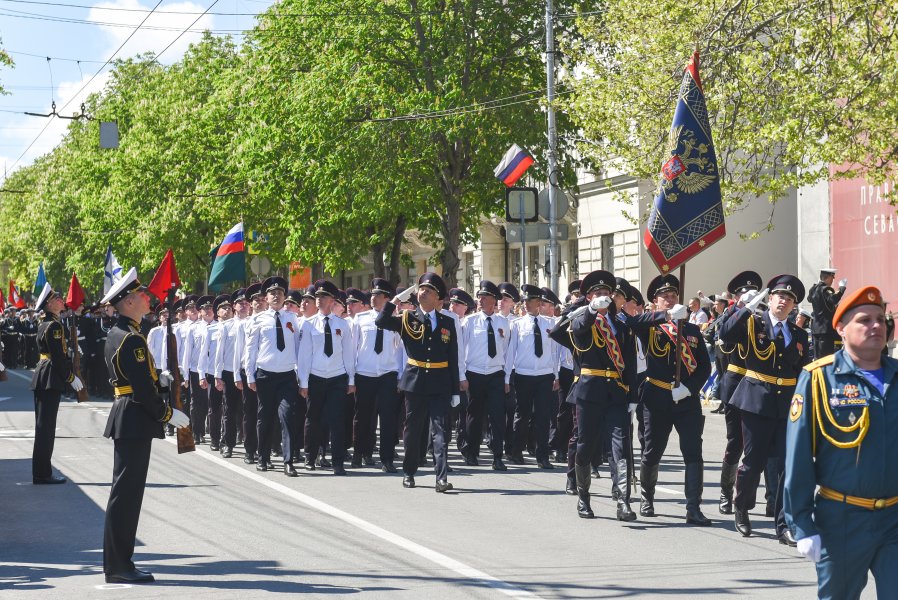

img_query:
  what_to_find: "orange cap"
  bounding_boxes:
[832,286,884,329]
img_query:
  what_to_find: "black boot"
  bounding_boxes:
[575,464,594,519]
[609,458,621,501]
[639,463,659,517]
[735,508,752,536]
[565,473,577,495]
[685,462,711,526]
[615,459,636,522]
[719,462,737,515]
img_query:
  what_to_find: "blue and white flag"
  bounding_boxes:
[33,261,47,297]
[103,244,123,294]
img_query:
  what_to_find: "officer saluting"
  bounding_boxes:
[808,267,847,359]
[30,283,85,484]
[785,286,898,600]
[376,273,460,492]
[100,268,190,584]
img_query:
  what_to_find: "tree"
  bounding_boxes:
[0,36,12,94]
[566,0,898,232]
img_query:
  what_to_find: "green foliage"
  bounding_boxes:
[0,36,12,94]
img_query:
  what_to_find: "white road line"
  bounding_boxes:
[656,485,682,495]
[164,437,542,599]
[4,369,32,382]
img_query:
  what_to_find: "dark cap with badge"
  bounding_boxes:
[183,294,199,308]
[285,290,302,306]
[335,290,348,308]
[521,284,543,301]
[580,270,615,296]
[615,277,635,301]
[346,287,366,304]
[647,273,680,300]
[196,295,215,310]
[246,283,263,300]
[302,285,316,299]
[313,279,339,298]
[541,287,561,306]
[213,294,231,312]
[499,282,520,303]
[727,271,763,295]
[418,272,448,300]
[767,274,805,304]
[262,276,288,294]
[449,288,475,312]
[477,280,501,299]
[568,280,582,295]
[230,287,247,304]
[371,278,395,297]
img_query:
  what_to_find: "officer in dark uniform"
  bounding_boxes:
[100,268,190,584]
[77,307,98,388]
[376,273,460,492]
[30,283,84,484]
[21,309,39,368]
[1,307,21,368]
[719,274,810,543]
[627,274,712,525]
[808,267,846,359]
[94,305,115,398]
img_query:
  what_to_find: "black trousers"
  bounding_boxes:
[240,369,258,455]
[735,410,786,513]
[32,389,61,479]
[103,436,153,574]
[354,372,400,462]
[723,402,744,465]
[503,379,516,456]
[551,367,575,452]
[306,373,348,466]
[640,392,704,467]
[206,374,223,445]
[188,371,208,439]
[220,371,241,449]
[464,370,506,459]
[255,369,300,464]
[814,336,835,360]
[404,391,449,481]
[574,398,629,468]
[512,373,554,461]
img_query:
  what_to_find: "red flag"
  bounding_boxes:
[0,289,5,311]
[9,280,26,309]
[148,249,181,302]
[66,272,86,312]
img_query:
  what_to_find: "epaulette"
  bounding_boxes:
[803,354,835,372]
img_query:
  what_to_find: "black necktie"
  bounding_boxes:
[775,323,784,341]
[374,326,383,354]
[533,317,543,358]
[324,315,333,357]
[275,311,285,351]
[486,315,496,358]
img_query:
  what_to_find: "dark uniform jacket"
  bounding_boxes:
[566,306,636,404]
[715,303,749,404]
[375,302,460,396]
[103,315,171,440]
[808,282,845,339]
[30,314,74,392]
[719,307,810,419]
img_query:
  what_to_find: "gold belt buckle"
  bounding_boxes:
[874,498,887,510]
[425,361,431,369]
[776,377,783,385]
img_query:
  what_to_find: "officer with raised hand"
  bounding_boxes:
[808,267,847,359]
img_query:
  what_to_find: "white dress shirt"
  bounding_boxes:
[233,315,253,374]
[244,309,302,384]
[175,318,196,375]
[197,320,222,379]
[147,325,167,371]
[689,310,709,326]
[504,313,559,382]
[213,317,238,378]
[182,319,209,376]
[352,309,402,377]
[462,311,509,375]
[297,312,355,388]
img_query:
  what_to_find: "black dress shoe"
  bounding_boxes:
[537,459,554,470]
[210,443,220,452]
[333,465,347,476]
[509,454,525,465]
[33,475,67,485]
[304,460,316,471]
[492,459,507,471]
[317,457,332,468]
[735,509,752,537]
[363,455,375,466]
[765,502,775,517]
[284,464,298,477]
[105,570,155,584]
[778,530,798,547]
[435,480,453,493]
[256,461,270,472]
[350,455,362,468]
[382,462,398,473]
[446,464,454,473]
[591,466,602,479]
[222,447,233,458]
[565,475,577,495]
[244,452,256,464]
[402,475,415,488]
[465,455,479,466]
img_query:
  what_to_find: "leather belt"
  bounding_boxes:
[114,385,134,396]
[647,377,673,390]
[743,369,796,387]
[40,353,50,360]
[819,486,898,510]
[726,364,747,375]
[580,368,620,379]
[407,359,448,369]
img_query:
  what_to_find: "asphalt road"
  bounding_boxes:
[1,368,870,599]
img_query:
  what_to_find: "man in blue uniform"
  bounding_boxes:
[785,285,898,600]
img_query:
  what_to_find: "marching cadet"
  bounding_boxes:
[808,267,847,359]
[234,282,266,464]
[785,286,898,600]
[505,284,559,469]
[345,287,367,320]
[719,275,810,544]
[21,308,39,368]
[30,283,84,484]
[198,294,230,452]
[460,280,510,470]
[442,288,469,457]
[497,282,520,459]
[298,280,355,475]
[176,295,199,435]
[376,273,460,492]
[100,268,190,584]
[214,290,244,458]
[183,295,214,444]
[626,274,711,526]
[245,277,302,476]
[2,307,21,368]
[541,286,570,463]
[351,278,403,472]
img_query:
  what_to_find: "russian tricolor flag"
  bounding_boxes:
[208,222,246,290]
[494,144,534,187]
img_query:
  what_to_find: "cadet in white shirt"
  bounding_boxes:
[297,279,355,476]
[212,293,241,457]
[146,304,172,435]
[198,295,229,452]
[233,283,265,464]
[505,284,560,469]
[183,295,214,444]
[245,277,303,477]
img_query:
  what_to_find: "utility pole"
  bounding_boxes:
[545,0,560,292]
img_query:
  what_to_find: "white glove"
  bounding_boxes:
[838,278,847,288]
[671,384,691,403]
[0,360,5,372]
[168,408,190,429]
[796,534,822,563]
[589,296,611,312]
[450,395,461,408]
[394,285,417,304]
[159,370,173,387]
[668,303,688,321]
[628,403,637,414]
[745,288,769,313]
[71,376,84,392]
[740,289,759,305]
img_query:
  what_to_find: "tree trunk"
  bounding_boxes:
[387,214,407,287]
[371,237,386,279]
[435,135,470,290]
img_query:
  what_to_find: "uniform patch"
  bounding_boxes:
[53,329,63,339]
[789,394,804,422]
[441,327,450,343]
[134,348,146,362]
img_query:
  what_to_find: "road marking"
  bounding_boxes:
[4,369,32,382]
[656,485,682,495]
[0,397,11,402]
[165,437,542,599]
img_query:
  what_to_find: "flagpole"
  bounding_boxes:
[675,264,686,386]
[545,0,560,292]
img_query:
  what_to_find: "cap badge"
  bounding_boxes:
[868,292,876,301]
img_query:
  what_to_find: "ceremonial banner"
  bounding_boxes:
[208,222,246,290]
[103,244,123,294]
[9,281,25,309]
[33,262,47,297]
[147,249,182,302]
[494,144,535,187]
[66,272,85,311]
[644,52,725,273]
